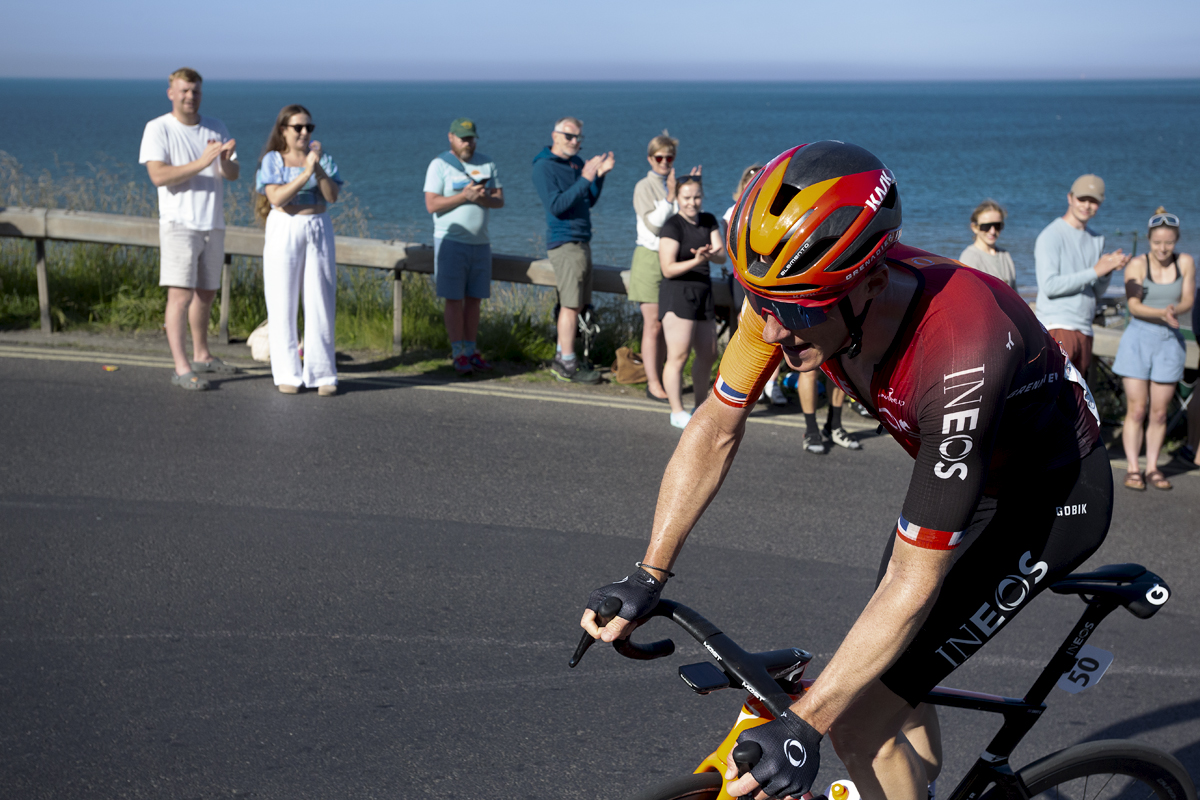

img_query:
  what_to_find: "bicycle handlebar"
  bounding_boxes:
[570,596,800,722]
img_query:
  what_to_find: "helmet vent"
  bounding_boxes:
[781,237,838,277]
[747,258,772,278]
[769,184,801,217]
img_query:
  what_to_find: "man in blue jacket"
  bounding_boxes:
[532,116,615,383]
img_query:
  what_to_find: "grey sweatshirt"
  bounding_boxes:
[1034,217,1109,336]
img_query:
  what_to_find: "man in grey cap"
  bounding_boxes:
[1034,173,1130,378]
[423,117,504,375]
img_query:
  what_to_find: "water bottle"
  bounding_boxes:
[781,371,798,390]
[827,779,861,800]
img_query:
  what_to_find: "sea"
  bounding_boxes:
[2,79,1199,289]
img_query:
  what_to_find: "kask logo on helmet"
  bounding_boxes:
[864,171,895,212]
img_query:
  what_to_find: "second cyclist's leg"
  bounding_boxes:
[830,680,928,800]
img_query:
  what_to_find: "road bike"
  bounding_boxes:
[571,563,1194,800]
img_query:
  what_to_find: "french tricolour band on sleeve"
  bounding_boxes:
[714,374,751,408]
[896,515,964,550]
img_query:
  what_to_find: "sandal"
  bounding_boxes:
[171,371,210,391]
[191,357,240,375]
[1123,471,1145,491]
[1146,470,1172,491]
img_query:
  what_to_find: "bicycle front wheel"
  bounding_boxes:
[628,770,722,800]
[1015,740,1196,800]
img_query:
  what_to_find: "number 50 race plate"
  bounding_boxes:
[1057,644,1115,695]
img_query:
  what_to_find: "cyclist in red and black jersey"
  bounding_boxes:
[580,141,1112,800]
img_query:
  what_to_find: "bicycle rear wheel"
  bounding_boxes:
[628,770,722,800]
[1014,740,1196,800]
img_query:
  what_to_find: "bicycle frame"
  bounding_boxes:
[685,597,1122,800]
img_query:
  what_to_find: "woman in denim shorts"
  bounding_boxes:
[1113,207,1195,490]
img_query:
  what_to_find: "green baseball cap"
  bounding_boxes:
[450,118,478,138]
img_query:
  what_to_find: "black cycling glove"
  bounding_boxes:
[736,711,822,799]
[586,568,664,622]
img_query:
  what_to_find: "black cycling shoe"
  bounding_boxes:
[804,430,827,454]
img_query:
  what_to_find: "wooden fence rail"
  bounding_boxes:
[0,206,730,350]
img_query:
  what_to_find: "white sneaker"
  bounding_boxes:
[828,426,862,450]
[769,381,788,406]
[670,411,692,429]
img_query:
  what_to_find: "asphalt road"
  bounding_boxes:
[1,345,1198,800]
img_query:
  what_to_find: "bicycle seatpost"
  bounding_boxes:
[569,596,622,668]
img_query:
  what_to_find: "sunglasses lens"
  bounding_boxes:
[746,291,827,330]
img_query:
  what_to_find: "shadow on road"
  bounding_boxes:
[1080,697,1200,775]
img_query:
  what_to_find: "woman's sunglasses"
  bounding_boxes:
[653,154,675,164]
[1149,213,1180,228]
[744,287,830,330]
[287,124,316,133]
[977,221,1004,233]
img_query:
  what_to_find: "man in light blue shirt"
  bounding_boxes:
[423,118,504,375]
[1034,173,1129,377]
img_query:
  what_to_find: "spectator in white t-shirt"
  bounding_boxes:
[423,118,504,375]
[139,67,240,391]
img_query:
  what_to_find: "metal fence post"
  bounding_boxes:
[35,238,51,334]
[393,267,403,353]
[219,253,232,345]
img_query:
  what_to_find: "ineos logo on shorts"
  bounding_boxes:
[784,739,807,767]
[1146,584,1169,606]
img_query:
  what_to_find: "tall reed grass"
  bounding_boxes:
[0,151,642,365]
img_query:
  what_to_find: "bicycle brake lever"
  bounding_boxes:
[732,741,762,777]
[569,595,622,668]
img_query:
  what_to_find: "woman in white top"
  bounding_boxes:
[958,200,1017,289]
[255,104,343,396]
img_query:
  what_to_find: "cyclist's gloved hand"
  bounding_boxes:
[736,711,822,799]
[586,568,664,622]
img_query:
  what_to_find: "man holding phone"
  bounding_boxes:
[424,117,505,375]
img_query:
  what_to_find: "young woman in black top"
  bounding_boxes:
[657,176,726,428]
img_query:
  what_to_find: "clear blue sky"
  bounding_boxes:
[4,0,1198,81]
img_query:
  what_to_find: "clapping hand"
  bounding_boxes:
[1164,303,1179,329]
[691,244,714,263]
[219,139,237,162]
[1096,248,1131,276]
[581,154,604,182]
[597,151,616,177]
[305,140,322,169]
[201,139,224,167]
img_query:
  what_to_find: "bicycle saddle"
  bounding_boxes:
[1050,563,1170,619]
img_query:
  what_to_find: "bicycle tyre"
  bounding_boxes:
[627,770,722,800]
[1013,739,1196,800]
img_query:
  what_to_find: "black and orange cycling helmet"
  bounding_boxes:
[727,141,902,357]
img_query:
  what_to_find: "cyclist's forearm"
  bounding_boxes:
[642,402,745,572]
[795,544,951,733]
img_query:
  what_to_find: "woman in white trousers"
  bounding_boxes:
[255,104,344,395]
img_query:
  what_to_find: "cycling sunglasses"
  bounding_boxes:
[1149,212,1180,228]
[744,288,831,330]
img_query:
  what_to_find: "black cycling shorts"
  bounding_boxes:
[878,444,1113,706]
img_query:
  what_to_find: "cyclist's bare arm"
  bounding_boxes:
[799,539,953,731]
[581,398,754,642]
